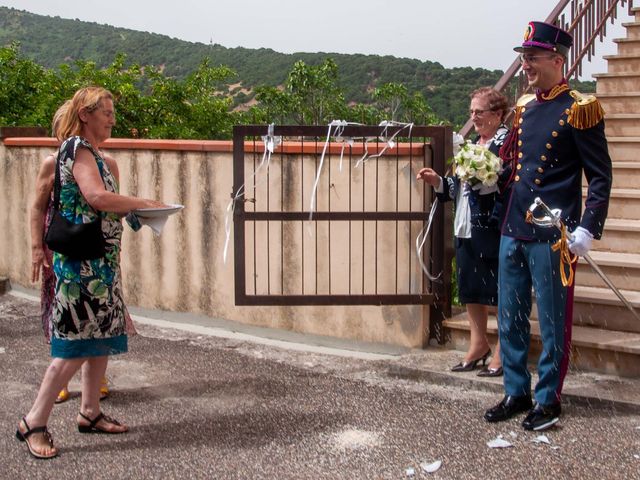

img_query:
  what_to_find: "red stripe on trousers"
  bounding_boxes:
[557,261,578,399]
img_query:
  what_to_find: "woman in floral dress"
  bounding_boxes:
[30,104,122,403]
[17,87,165,459]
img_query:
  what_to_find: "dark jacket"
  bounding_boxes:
[500,88,612,242]
[436,127,508,259]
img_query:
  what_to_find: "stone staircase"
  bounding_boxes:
[444,6,640,377]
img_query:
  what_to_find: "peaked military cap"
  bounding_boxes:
[514,21,573,56]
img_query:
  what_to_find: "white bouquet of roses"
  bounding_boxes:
[453,141,502,189]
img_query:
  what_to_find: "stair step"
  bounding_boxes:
[576,250,640,291]
[603,54,640,73]
[574,284,640,308]
[612,162,640,188]
[597,91,640,96]
[573,285,640,334]
[584,187,640,219]
[621,21,640,39]
[449,285,640,334]
[594,72,640,93]
[603,113,640,136]
[597,91,640,112]
[607,136,640,161]
[444,314,640,376]
[612,37,640,56]
[598,218,640,253]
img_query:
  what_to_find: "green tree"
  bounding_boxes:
[0,42,445,137]
[253,86,293,125]
[372,82,408,121]
[404,92,439,125]
[179,59,236,139]
[0,43,51,127]
[345,103,381,125]
[286,59,345,125]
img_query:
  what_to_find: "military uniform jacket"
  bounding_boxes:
[501,86,612,242]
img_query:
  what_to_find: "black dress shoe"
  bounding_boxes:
[522,402,562,431]
[484,395,533,423]
[451,349,491,372]
[477,366,503,377]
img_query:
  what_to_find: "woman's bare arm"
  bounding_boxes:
[73,147,165,214]
[30,154,56,282]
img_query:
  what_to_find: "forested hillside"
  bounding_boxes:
[0,6,596,130]
[0,6,512,126]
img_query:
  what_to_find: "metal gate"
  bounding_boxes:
[232,125,453,338]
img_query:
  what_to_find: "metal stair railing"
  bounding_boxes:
[459,0,634,138]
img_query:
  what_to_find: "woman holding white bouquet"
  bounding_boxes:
[417,87,509,377]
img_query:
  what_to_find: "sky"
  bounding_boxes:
[1,0,632,79]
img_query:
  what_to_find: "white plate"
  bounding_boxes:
[134,204,184,218]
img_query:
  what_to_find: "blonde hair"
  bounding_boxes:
[51,100,71,138]
[55,86,113,141]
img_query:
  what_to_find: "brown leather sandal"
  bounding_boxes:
[77,411,128,434]
[15,417,58,459]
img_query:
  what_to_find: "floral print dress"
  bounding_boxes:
[40,198,55,343]
[50,136,128,358]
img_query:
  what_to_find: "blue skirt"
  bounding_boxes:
[456,236,499,306]
[51,335,128,359]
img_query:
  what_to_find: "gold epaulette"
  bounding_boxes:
[516,93,536,108]
[567,90,605,129]
[511,94,536,128]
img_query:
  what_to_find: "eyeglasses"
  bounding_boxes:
[469,109,493,116]
[519,53,557,64]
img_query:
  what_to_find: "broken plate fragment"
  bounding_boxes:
[487,436,513,448]
[532,435,551,445]
[420,460,442,473]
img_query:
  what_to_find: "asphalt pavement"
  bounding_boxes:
[1,290,639,479]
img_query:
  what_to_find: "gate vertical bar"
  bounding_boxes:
[233,126,247,304]
[429,126,453,344]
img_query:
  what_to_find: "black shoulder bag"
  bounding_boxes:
[44,141,106,260]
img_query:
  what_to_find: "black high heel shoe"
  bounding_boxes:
[477,366,503,377]
[451,349,491,372]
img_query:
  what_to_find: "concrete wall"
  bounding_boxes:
[0,137,434,348]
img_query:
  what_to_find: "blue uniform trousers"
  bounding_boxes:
[498,235,570,406]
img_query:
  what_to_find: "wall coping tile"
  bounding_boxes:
[2,137,426,155]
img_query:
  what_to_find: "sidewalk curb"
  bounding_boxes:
[385,364,640,414]
[0,277,9,295]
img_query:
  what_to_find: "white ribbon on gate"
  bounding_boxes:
[414,131,465,281]
[309,120,344,222]
[415,198,441,282]
[334,129,354,172]
[354,120,413,168]
[308,119,440,282]
[223,124,281,263]
[308,120,364,223]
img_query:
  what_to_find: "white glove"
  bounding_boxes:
[568,226,593,256]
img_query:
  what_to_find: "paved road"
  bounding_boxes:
[1,293,639,479]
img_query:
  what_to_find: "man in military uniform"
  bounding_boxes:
[483,21,612,431]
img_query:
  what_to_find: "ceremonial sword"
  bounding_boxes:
[528,197,640,323]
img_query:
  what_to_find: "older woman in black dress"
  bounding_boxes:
[418,87,509,376]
